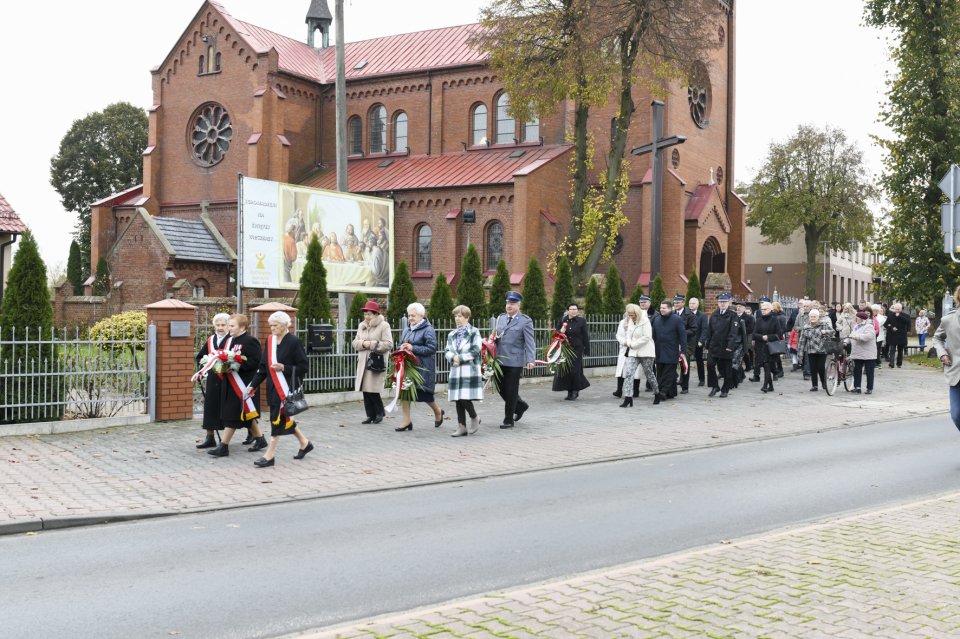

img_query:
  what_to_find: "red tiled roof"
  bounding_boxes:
[300,145,572,193]
[684,183,716,221]
[0,191,27,234]
[90,184,144,208]
[233,18,329,82]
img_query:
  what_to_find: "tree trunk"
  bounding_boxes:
[803,224,820,299]
[569,99,591,281]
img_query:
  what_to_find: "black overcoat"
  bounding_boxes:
[196,332,230,429]
[652,312,688,364]
[705,308,741,360]
[552,315,591,391]
[218,331,262,427]
[753,313,783,365]
[885,312,911,346]
[250,334,309,408]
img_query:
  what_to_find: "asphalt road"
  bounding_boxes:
[5,415,960,639]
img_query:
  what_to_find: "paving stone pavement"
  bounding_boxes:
[301,490,960,639]
[0,363,950,533]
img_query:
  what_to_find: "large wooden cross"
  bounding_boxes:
[631,100,686,277]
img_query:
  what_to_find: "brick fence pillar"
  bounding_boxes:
[145,299,198,422]
[250,302,297,414]
[702,272,732,316]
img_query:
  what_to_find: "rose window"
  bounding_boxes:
[687,63,711,129]
[191,103,233,166]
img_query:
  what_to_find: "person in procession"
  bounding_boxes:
[492,291,536,429]
[674,294,696,394]
[873,303,887,367]
[204,314,267,457]
[652,300,687,401]
[552,303,591,400]
[193,312,231,449]
[849,310,878,394]
[736,301,755,384]
[797,308,835,392]
[916,309,931,352]
[243,311,312,467]
[613,306,640,399]
[753,301,783,393]
[705,292,741,398]
[444,305,483,437]
[932,287,960,433]
[770,301,787,379]
[688,297,709,387]
[352,300,393,424]
[885,302,910,368]
[395,303,444,432]
[617,303,658,407]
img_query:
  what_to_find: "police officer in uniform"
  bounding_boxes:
[673,294,696,394]
[705,292,741,398]
[492,291,536,429]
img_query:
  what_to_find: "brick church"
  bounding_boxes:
[56,0,745,324]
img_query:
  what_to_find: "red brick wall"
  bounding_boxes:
[146,301,197,421]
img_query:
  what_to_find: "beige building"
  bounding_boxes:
[744,225,879,303]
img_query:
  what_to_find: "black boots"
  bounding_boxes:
[248,436,268,452]
[632,379,641,398]
[612,377,624,398]
[207,443,228,457]
[196,434,216,449]
[241,432,255,445]
[653,393,661,405]
[619,396,633,408]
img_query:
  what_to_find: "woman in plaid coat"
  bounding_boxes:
[444,305,483,437]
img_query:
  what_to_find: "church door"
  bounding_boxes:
[699,237,723,287]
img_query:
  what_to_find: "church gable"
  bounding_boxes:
[684,183,731,233]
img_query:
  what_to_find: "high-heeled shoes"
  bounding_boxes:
[434,410,445,428]
[395,423,413,432]
[619,397,633,408]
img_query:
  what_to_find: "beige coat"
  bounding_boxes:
[932,311,960,386]
[352,316,394,393]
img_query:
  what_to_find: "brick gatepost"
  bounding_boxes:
[703,272,733,315]
[145,299,198,422]
[250,302,298,414]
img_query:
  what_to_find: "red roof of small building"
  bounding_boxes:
[300,145,572,193]
[683,183,717,221]
[90,184,144,208]
[0,191,27,234]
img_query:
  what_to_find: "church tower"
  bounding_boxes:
[306,0,333,48]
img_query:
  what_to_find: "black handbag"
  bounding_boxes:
[283,373,309,417]
[767,340,787,356]
[366,351,386,373]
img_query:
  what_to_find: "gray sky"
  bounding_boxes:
[0,0,892,271]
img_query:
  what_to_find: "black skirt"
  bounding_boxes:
[268,403,298,437]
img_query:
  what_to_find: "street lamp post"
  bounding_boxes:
[765,265,773,299]
[820,240,830,301]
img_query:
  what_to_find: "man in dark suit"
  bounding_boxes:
[674,294,696,394]
[705,292,741,398]
[688,297,709,387]
[492,291,536,429]
[885,302,911,368]
[652,300,687,401]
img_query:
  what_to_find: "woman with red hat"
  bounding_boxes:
[352,300,393,423]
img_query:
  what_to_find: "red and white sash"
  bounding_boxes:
[267,334,295,430]
[227,365,259,422]
[196,334,232,378]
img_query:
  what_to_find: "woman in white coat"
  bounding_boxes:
[618,304,660,407]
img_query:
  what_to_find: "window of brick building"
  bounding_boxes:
[471,104,488,146]
[393,111,408,152]
[485,221,504,271]
[523,117,540,143]
[193,279,209,298]
[348,116,362,155]
[189,103,232,167]
[198,36,220,75]
[416,224,432,272]
[495,93,515,145]
[369,105,387,154]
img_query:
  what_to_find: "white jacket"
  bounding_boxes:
[876,314,887,343]
[623,317,655,358]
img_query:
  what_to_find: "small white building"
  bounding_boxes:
[0,191,26,300]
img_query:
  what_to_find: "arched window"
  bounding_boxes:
[416,225,432,272]
[193,280,208,298]
[485,221,504,271]
[471,104,488,146]
[348,116,362,155]
[393,111,408,152]
[198,55,205,74]
[495,93,515,144]
[523,117,540,143]
[369,104,387,154]
[215,52,221,72]
[206,45,215,73]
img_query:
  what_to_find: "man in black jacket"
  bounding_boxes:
[653,300,687,401]
[689,297,709,387]
[674,294,697,394]
[737,301,756,383]
[885,302,911,368]
[705,292,741,398]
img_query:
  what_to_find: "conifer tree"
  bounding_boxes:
[298,235,331,324]
[92,256,110,296]
[456,244,486,320]
[685,269,703,303]
[628,284,645,305]
[429,273,455,325]
[1,229,52,332]
[347,292,368,329]
[602,262,625,316]
[550,255,576,321]
[649,273,666,310]
[521,256,549,321]
[67,240,83,295]
[584,276,604,317]
[387,261,417,325]
[488,259,511,321]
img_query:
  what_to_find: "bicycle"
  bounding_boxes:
[825,340,850,396]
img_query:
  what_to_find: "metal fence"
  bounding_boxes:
[0,326,148,424]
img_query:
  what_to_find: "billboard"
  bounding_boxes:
[238,176,394,293]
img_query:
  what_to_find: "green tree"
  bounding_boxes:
[92,257,110,296]
[685,269,703,303]
[602,262,625,316]
[298,235,331,324]
[387,261,418,326]
[521,256,549,321]
[1,230,52,332]
[550,255,576,321]
[584,276,604,317]
[457,244,486,319]
[347,292,368,329]
[744,124,876,298]
[429,273,455,324]
[628,284,645,305]
[66,240,83,295]
[488,259,511,321]
[864,1,960,312]
[649,273,666,310]
[49,102,148,276]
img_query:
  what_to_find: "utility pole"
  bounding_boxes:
[334,0,350,343]
[820,240,830,301]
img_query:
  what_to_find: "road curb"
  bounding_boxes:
[2,407,944,537]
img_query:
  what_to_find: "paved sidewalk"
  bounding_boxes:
[0,364,950,534]
[303,490,960,639]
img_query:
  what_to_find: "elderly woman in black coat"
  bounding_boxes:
[396,302,444,431]
[753,301,783,393]
[552,303,591,400]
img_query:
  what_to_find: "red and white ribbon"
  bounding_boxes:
[534,324,569,366]
[385,350,417,413]
[267,335,295,430]
[227,370,259,422]
[193,335,232,380]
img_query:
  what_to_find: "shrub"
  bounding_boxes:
[92,256,110,296]
[551,255,576,321]
[387,261,417,325]
[521,256,549,321]
[488,259,511,321]
[584,277,604,317]
[628,284,645,305]
[457,244,486,320]
[429,273,455,323]
[602,262,625,316]
[685,269,703,303]
[650,274,666,310]
[347,292,368,329]
[298,235,331,323]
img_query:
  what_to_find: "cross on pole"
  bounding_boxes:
[631,100,686,277]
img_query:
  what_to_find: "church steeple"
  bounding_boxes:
[306,0,333,49]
